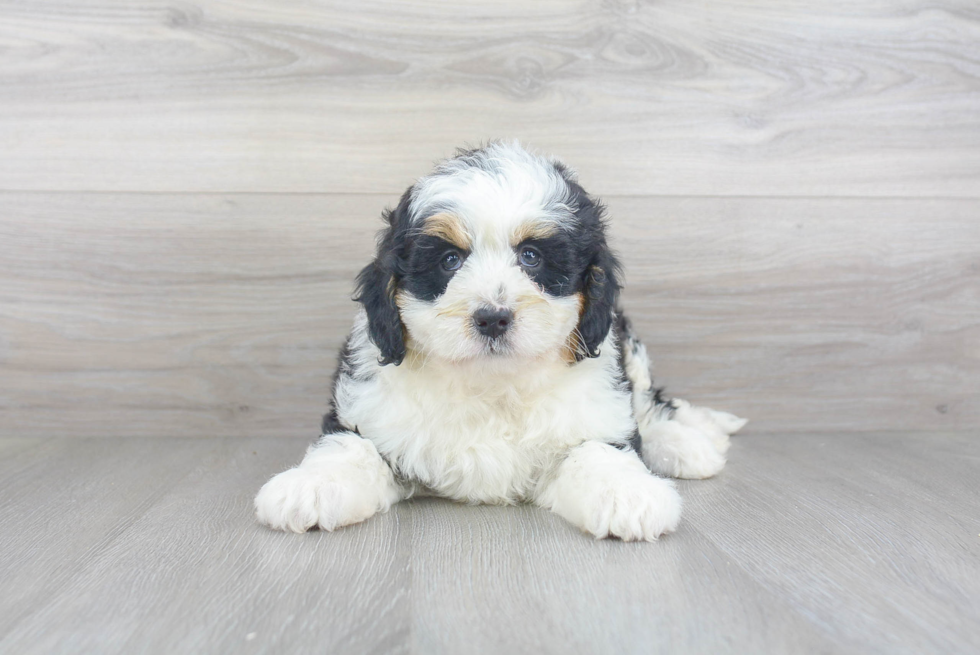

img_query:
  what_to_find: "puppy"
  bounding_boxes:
[255,142,746,541]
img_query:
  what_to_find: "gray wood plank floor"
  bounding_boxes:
[1,432,977,654]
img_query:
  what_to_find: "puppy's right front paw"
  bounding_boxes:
[254,433,404,533]
[254,466,384,533]
[254,467,323,533]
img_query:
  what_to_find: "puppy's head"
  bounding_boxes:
[355,142,620,366]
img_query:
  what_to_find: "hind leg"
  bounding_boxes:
[617,314,747,479]
[672,399,748,454]
[637,399,747,479]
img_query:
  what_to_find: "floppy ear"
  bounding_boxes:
[353,193,411,366]
[576,244,622,361]
[354,259,404,365]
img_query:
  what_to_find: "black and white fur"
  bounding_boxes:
[255,142,746,541]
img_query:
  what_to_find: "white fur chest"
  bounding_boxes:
[336,332,636,504]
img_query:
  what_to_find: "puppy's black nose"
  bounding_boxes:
[473,307,513,339]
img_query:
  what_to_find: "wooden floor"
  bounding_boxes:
[1,432,977,654]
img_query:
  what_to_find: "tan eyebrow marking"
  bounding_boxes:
[421,213,471,250]
[511,220,558,246]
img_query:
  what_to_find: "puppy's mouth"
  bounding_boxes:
[480,335,513,356]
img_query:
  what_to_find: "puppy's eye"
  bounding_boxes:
[519,247,541,268]
[441,251,463,272]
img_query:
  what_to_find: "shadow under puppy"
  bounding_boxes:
[255,142,746,541]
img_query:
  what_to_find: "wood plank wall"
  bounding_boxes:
[1,1,978,436]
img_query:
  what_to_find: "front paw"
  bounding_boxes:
[538,442,682,541]
[255,433,403,533]
[583,473,682,541]
[254,466,389,533]
[254,467,321,533]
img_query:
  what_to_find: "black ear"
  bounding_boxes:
[577,244,622,361]
[354,193,411,366]
[354,260,405,365]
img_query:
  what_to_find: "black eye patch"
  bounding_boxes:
[402,235,468,301]
[516,235,585,297]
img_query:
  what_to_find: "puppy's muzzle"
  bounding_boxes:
[473,307,513,339]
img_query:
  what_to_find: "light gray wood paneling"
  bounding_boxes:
[0,193,385,439]
[1,433,978,653]
[1,1,978,195]
[611,195,980,432]
[2,192,977,436]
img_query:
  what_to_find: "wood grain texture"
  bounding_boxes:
[0,438,222,638]
[1,0,978,195]
[685,431,980,654]
[3,1,977,651]
[0,433,977,653]
[611,195,980,432]
[408,500,838,654]
[0,437,412,655]
[2,192,977,436]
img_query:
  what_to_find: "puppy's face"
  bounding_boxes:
[397,209,580,362]
[356,143,620,366]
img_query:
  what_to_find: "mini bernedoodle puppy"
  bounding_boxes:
[255,142,746,541]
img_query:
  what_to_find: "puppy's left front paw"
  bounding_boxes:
[582,473,682,541]
[538,442,682,541]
